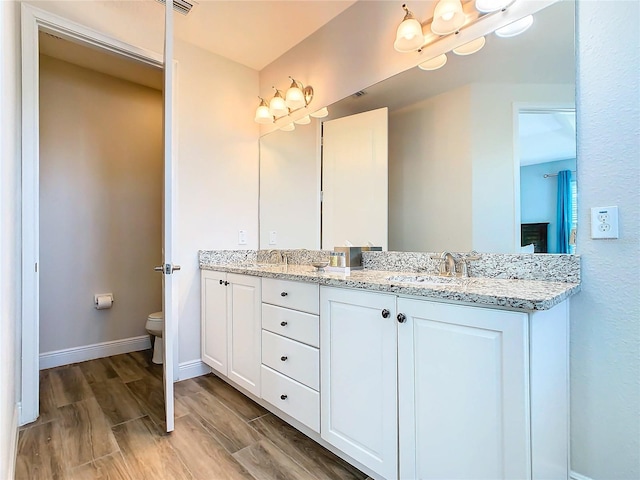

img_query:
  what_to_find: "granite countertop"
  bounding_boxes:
[200,262,580,312]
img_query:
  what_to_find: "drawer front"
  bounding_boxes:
[262,330,319,390]
[262,278,319,314]
[261,365,320,433]
[262,304,319,347]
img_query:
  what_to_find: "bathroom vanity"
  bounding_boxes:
[199,250,579,480]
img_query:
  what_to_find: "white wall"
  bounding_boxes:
[521,158,576,254]
[572,1,640,478]
[389,86,473,252]
[39,55,163,353]
[0,1,21,478]
[261,2,639,478]
[260,123,320,249]
[470,83,574,253]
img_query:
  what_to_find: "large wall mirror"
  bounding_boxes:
[259,0,576,254]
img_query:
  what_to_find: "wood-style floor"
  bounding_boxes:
[16,350,369,480]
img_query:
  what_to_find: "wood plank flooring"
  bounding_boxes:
[16,351,370,480]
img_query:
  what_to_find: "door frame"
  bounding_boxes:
[511,102,576,253]
[20,3,179,425]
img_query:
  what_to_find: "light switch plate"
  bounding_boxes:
[238,229,247,245]
[591,206,619,239]
[269,231,277,245]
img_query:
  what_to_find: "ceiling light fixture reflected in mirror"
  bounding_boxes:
[475,0,512,14]
[310,107,329,118]
[294,115,311,125]
[495,15,534,37]
[418,53,448,71]
[280,123,295,132]
[453,36,486,55]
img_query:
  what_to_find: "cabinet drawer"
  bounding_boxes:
[261,365,320,433]
[262,330,319,390]
[262,278,319,314]
[262,304,319,347]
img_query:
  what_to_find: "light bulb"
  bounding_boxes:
[269,90,288,118]
[495,15,534,38]
[453,36,486,55]
[394,5,425,52]
[310,107,329,118]
[254,98,272,124]
[418,53,448,71]
[475,0,511,13]
[431,0,465,35]
[285,79,306,110]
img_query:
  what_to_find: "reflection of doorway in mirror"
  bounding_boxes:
[516,108,577,254]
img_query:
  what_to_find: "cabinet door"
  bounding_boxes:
[227,273,262,396]
[398,298,529,480]
[320,287,397,480]
[201,270,227,375]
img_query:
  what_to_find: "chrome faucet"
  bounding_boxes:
[440,251,457,276]
[266,249,287,266]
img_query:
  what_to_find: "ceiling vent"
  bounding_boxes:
[351,90,367,99]
[156,0,195,16]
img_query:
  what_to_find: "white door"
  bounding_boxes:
[320,286,398,479]
[160,2,177,433]
[322,108,388,249]
[397,298,529,480]
[201,270,228,375]
[227,274,262,396]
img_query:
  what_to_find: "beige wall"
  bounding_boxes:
[0,1,21,478]
[260,2,639,478]
[39,55,163,353]
[389,86,473,252]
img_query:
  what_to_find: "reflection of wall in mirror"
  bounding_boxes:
[259,124,320,249]
[388,82,574,253]
[521,158,577,254]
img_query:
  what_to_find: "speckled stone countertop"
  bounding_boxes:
[199,251,580,312]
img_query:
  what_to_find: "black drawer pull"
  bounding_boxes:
[381,309,390,318]
[280,321,288,327]
[397,313,407,323]
[280,394,287,400]
[280,291,288,297]
[219,279,223,285]
[281,356,288,362]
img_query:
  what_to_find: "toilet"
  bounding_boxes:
[146,311,164,365]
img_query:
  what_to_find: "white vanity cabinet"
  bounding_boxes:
[261,278,321,432]
[200,270,261,396]
[397,298,530,480]
[320,287,398,480]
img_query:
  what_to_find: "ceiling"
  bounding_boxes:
[173,0,356,71]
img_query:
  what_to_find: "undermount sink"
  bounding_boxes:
[386,274,468,285]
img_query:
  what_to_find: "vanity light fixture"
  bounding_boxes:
[280,123,295,132]
[495,14,534,37]
[452,36,486,55]
[475,0,512,14]
[255,77,317,125]
[418,53,448,71]
[431,0,465,35]
[394,4,425,53]
[294,115,311,125]
[310,107,329,118]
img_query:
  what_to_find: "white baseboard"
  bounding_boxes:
[39,335,151,369]
[178,359,211,381]
[571,471,594,480]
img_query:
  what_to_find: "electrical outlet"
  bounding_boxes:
[269,231,277,245]
[591,206,619,239]
[238,229,247,245]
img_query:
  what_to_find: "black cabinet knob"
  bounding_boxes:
[219,279,223,285]
[397,313,407,323]
[281,356,288,362]
[280,394,287,400]
[280,321,288,327]
[224,281,229,286]
[381,309,390,318]
[281,291,288,297]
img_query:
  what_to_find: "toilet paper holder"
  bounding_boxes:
[94,293,114,310]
